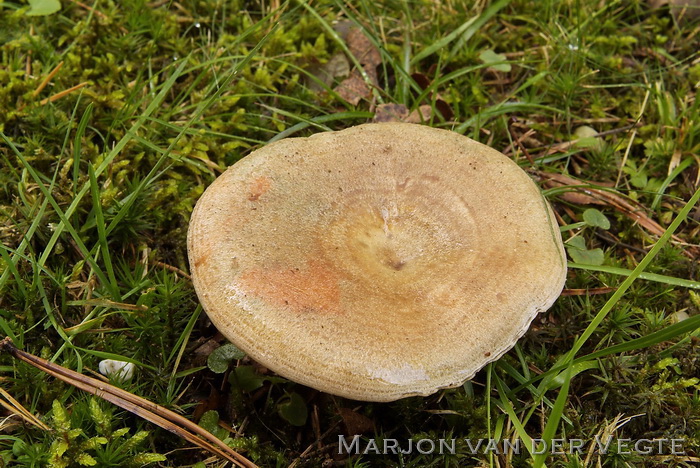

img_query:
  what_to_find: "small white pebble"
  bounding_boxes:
[670,310,689,323]
[574,125,598,139]
[98,359,135,380]
[573,125,603,151]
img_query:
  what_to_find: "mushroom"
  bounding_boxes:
[188,123,566,402]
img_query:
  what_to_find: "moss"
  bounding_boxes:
[1,0,699,466]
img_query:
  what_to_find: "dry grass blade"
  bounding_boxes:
[39,82,89,106]
[0,338,258,468]
[560,287,617,296]
[154,260,192,280]
[0,387,51,431]
[78,299,149,311]
[537,123,642,158]
[32,61,64,97]
[541,172,684,242]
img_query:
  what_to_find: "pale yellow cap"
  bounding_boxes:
[188,123,566,402]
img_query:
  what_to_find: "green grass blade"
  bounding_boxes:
[569,263,700,289]
[35,58,190,270]
[533,362,573,468]
[108,23,280,236]
[557,186,700,364]
[0,240,27,299]
[410,0,511,65]
[495,373,534,458]
[513,313,700,395]
[268,111,375,142]
[88,163,120,300]
[1,134,113,293]
[167,306,201,391]
[582,314,700,362]
[651,157,695,210]
[73,103,93,195]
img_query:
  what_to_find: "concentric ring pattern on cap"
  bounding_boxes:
[187,123,566,402]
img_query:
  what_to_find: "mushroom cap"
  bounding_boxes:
[188,123,566,402]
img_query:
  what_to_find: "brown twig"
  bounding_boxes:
[39,82,89,106]
[536,123,643,158]
[0,387,51,431]
[32,61,64,97]
[560,287,617,296]
[79,298,149,311]
[0,337,257,468]
[155,260,192,280]
[507,118,534,165]
[539,172,684,243]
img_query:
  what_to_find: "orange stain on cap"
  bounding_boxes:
[239,260,343,315]
[248,176,272,201]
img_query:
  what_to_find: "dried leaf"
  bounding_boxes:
[649,0,700,22]
[434,99,454,121]
[338,408,374,436]
[373,103,409,122]
[406,105,432,123]
[540,172,682,241]
[306,53,349,93]
[346,27,381,70]
[411,72,431,90]
[408,73,453,121]
[332,20,354,40]
[668,149,682,175]
[334,72,370,105]
[193,338,219,356]
[374,104,432,123]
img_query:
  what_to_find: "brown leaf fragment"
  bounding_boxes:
[648,0,700,22]
[406,105,432,123]
[306,53,350,93]
[411,72,431,90]
[332,20,354,41]
[340,26,380,87]
[193,338,219,356]
[408,73,453,121]
[334,72,370,105]
[435,99,454,121]
[556,191,607,205]
[668,149,682,175]
[373,103,409,122]
[346,27,381,70]
[373,104,432,123]
[540,172,683,241]
[338,407,374,436]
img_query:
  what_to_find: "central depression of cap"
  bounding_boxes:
[187,123,567,402]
